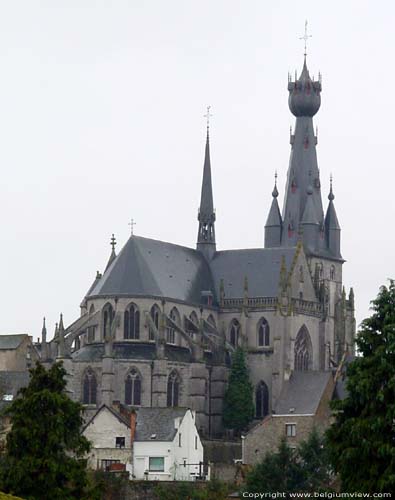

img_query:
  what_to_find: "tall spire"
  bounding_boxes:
[324,175,341,257]
[197,108,216,259]
[264,172,282,247]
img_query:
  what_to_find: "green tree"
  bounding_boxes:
[297,428,332,492]
[326,281,395,492]
[0,362,94,500]
[222,348,254,433]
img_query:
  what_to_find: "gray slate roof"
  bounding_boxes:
[210,247,296,300]
[89,236,214,304]
[274,371,333,415]
[134,407,188,442]
[0,334,28,350]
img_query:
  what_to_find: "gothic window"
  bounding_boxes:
[103,303,114,340]
[229,319,240,347]
[167,307,180,344]
[125,368,142,406]
[294,326,313,371]
[187,311,199,338]
[330,265,335,281]
[189,311,199,326]
[167,370,180,407]
[207,314,216,329]
[87,326,96,343]
[82,368,97,405]
[149,304,160,341]
[124,303,140,339]
[257,318,270,347]
[318,262,323,279]
[255,381,269,418]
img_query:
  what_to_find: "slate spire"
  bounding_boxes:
[324,176,341,257]
[264,172,282,247]
[197,125,216,259]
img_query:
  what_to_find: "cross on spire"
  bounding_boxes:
[110,234,116,251]
[128,218,136,236]
[204,106,213,130]
[299,20,312,57]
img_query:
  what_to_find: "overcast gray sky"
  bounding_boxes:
[0,1,392,340]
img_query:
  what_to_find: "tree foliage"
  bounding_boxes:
[326,280,395,492]
[222,348,254,433]
[241,429,332,494]
[0,362,94,500]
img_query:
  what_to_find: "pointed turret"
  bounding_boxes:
[324,177,341,257]
[197,126,216,260]
[264,173,282,247]
[41,317,48,361]
[281,56,323,250]
[105,234,117,271]
[300,180,320,253]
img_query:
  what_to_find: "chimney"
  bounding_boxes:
[130,410,137,446]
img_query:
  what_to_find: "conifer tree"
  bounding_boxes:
[326,280,395,492]
[0,362,94,500]
[222,348,254,433]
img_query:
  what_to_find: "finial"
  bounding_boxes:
[42,317,47,336]
[299,20,312,58]
[272,171,279,198]
[110,233,117,250]
[128,219,136,236]
[328,174,335,201]
[204,105,213,131]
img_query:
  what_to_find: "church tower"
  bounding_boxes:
[197,124,216,260]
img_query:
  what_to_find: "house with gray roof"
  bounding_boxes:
[38,51,355,438]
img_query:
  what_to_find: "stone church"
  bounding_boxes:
[40,54,355,437]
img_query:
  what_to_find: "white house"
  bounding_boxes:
[133,407,205,481]
[82,405,205,481]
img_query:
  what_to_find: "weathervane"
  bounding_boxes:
[128,219,136,236]
[299,20,312,57]
[204,106,213,129]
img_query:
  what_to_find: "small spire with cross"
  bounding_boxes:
[204,105,213,130]
[128,219,136,236]
[110,233,116,252]
[299,20,312,57]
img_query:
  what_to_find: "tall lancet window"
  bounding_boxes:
[124,303,140,339]
[167,307,180,344]
[149,304,160,341]
[229,319,240,347]
[82,368,97,405]
[255,381,269,418]
[125,369,141,406]
[294,326,313,371]
[103,303,114,340]
[257,318,270,347]
[167,370,180,407]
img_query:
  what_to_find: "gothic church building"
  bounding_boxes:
[40,55,355,437]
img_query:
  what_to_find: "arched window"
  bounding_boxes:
[167,370,180,407]
[149,304,160,341]
[189,311,199,325]
[318,262,323,279]
[330,265,335,280]
[125,369,142,406]
[229,319,240,347]
[207,314,216,329]
[167,307,180,344]
[294,326,313,371]
[255,381,269,418]
[82,368,97,405]
[124,303,140,339]
[103,303,114,340]
[257,318,270,347]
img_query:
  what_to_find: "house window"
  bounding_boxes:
[150,304,160,340]
[149,457,164,472]
[101,459,120,471]
[167,370,180,407]
[286,424,296,437]
[229,319,240,347]
[178,433,182,447]
[115,437,125,449]
[125,369,142,406]
[255,381,269,418]
[124,304,140,339]
[257,318,270,347]
[82,368,97,405]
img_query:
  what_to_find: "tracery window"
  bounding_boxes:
[149,304,160,341]
[125,368,142,406]
[124,303,140,339]
[167,307,180,344]
[294,326,313,371]
[103,303,114,340]
[255,381,269,418]
[83,368,97,405]
[167,370,180,407]
[257,318,270,347]
[229,319,240,347]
